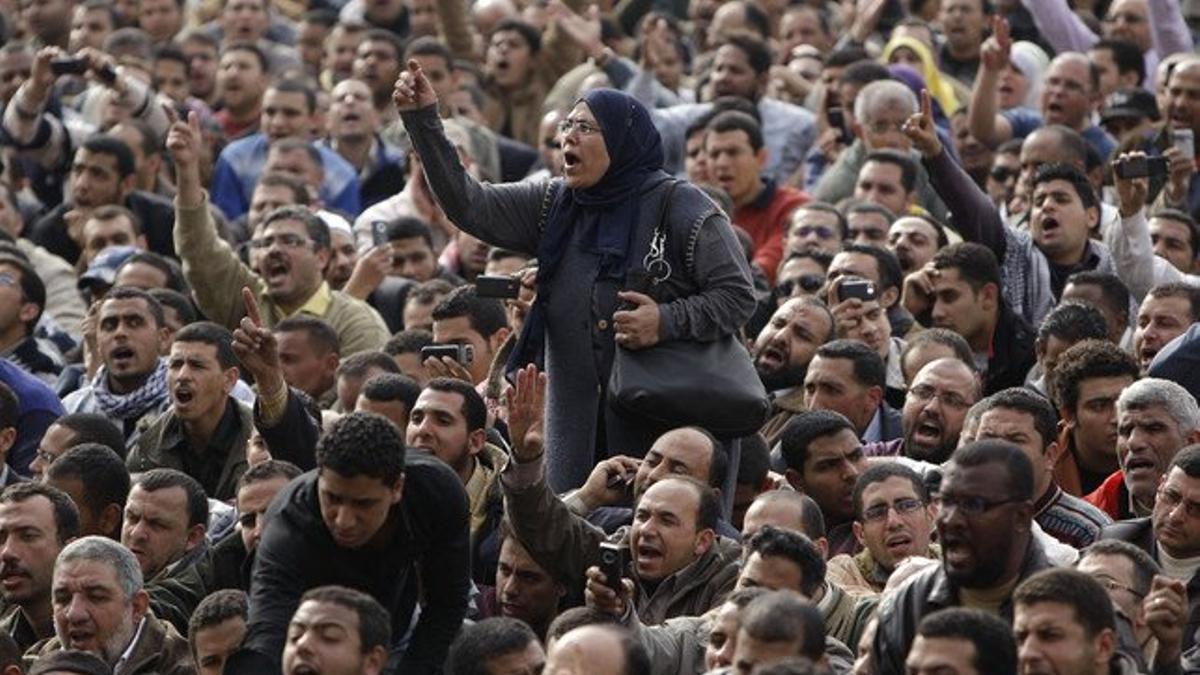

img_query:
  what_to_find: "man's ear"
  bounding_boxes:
[390,474,406,505]
[100,503,124,538]
[17,302,38,328]
[980,282,1000,311]
[694,528,716,557]
[866,385,883,411]
[852,520,866,545]
[1087,205,1101,233]
[468,428,487,456]
[363,645,389,675]
[1044,440,1065,471]
[221,366,239,396]
[489,327,511,356]
[0,427,15,458]
[131,589,150,622]
[784,467,804,492]
[185,523,207,552]
[755,145,769,171]
[880,285,899,309]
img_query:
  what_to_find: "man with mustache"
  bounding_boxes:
[0,483,79,653]
[753,297,835,446]
[865,357,979,464]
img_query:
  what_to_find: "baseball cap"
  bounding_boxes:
[1101,88,1160,123]
[78,245,139,291]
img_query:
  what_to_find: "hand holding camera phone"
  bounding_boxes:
[837,278,878,303]
[1114,154,1170,180]
[419,344,474,365]
[475,275,521,299]
[598,542,627,590]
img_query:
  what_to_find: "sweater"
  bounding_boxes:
[732,181,808,285]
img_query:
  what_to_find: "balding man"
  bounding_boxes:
[544,625,650,675]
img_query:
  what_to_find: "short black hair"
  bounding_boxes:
[1034,163,1098,211]
[0,482,80,544]
[1093,38,1145,86]
[838,60,893,87]
[385,217,435,249]
[815,339,885,389]
[298,585,391,652]
[1170,444,1200,477]
[133,468,208,529]
[736,433,770,487]
[432,285,508,340]
[719,33,771,76]
[422,378,487,432]
[1014,568,1116,637]
[103,286,166,329]
[916,608,1017,675]
[384,330,434,356]
[852,462,928,520]
[267,77,317,114]
[46,443,131,517]
[336,350,401,379]
[361,374,422,411]
[791,202,848,240]
[1081,539,1160,599]
[900,328,975,373]
[739,591,825,662]
[779,410,856,473]
[316,412,406,485]
[492,18,542,54]
[405,35,454,69]
[258,172,312,206]
[706,110,764,151]
[81,135,136,178]
[1037,301,1109,353]
[949,439,1035,501]
[864,149,918,193]
[236,459,302,492]
[976,388,1059,451]
[261,206,331,252]
[1064,271,1131,326]
[932,242,1002,291]
[745,526,825,597]
[1146,282,1200,322]
[148,288,196,326]
[116,251,189,293]
[275,315,341,356]
[188,589,248,652]
[842,243,903,293]
[826,47,870,68]
[445,617,539,675]
[1150,208,1200,259]
[50,414,125,459]
[173,321,239,370]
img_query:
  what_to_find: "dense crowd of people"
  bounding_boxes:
[0,0,1199,673]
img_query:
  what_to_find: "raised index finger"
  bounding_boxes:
[994,16,1010,47]
[920,88,933,122]
[242,287,263,327]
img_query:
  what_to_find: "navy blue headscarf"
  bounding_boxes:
[508,89,669,373]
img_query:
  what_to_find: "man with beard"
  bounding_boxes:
[975,388,1112,549]
[1087,378,1200,521]
[28,536,193,673]
[826,463,937,598]
[871,440,1052,675]
[63,288,171,445]
[0,484,79,653]
[754,297,835,446]
[866,357,980,466]
[1098,444,1200,657]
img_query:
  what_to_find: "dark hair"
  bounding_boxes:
[916,608,1017,675]
[0,255,44,334]
[1037,301,1108,352]
[746,526,825,596]
[545,607,620,643]
[111,120,159,161]
[1049,339,1140,413]
[739,591,825,661]
[404,35,453,69]
[852,462,928,520]
[1093,39,1145,86]
[134,468,208,529]
[361,373,422,411]
[336,350,401,379]
[316,412,406,485]
[846,201,898,227]
[976,388,1059,451]
[1014,568,1116,637]
[46,444,131,517]
[838,60,893,87]
[736,434,770,487]
[1082,539,1160,600]
[27,650,110,675]
[815,339,886,389]
[1033,163,1098,212]
[792,202,848,240]
[301,7,337,26]
[641,476,721,533]
[423,377,487,432]
[173,321,239,370]
[1150,208,1200,259]
[779,410,856,473]
[103,286,165,328]
[1146,282,1200,322]
[826,47,871,68]
[1064,271,1131,326]
[863,149,918,193]
[258,172,312,206]
[146,288,195,327]
[80,137,136,178]
[269,138,323,171]
[950,439,1035,501]
[275,315,341,356]
[116,251,189,293]
[104,27,152,60]
[222,41,268,73]
[900,328,975,373]
[187,589,248,651]
[50,414,125,458]
[445,618,539,675]
[932,242,1002,291]
[299,585,391,652]
[720,33,772,76]
[492,18,542,54]
[261,206,331,252]
[0,383,16,432]
[842,243,902,293]
[407,279,457,307]
[236,459,302,492]
[386,216,435,249]
[736,0,770,38]
[706,110,764,151]
[432,286,508,340]
[0,482,80,544]
[1170,444,1200,477]
[384,330,434,356]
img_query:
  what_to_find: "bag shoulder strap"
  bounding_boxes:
[535,180,559,235]
[643,179,679,284]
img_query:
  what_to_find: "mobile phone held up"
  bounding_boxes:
[475,274,521,299]
[838,278,877,303]
[1114,155,1170,180]
[50,57,88,76]
[598,542,627,590]
[420,344,474,365]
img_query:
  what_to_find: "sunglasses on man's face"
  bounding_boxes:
[989,166,1019,182]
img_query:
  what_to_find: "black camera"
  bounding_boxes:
[50,58,88,76]
[838,278,877,303]
[475,274,521,299]
[1114,155,1169,180]
[598,542,626,589]
[420,344,474,365]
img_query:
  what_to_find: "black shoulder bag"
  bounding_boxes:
[607,181,770,439]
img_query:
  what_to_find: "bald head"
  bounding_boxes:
[633,427,723,501]
[545,625,648,675]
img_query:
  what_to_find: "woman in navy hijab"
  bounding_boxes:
[395,61,754,491]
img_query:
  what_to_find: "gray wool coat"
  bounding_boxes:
[402,105,756,491]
